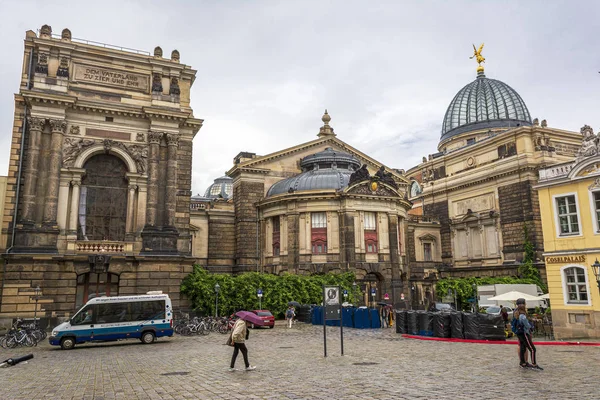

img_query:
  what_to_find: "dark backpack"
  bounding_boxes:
[511,316,524,334]
[286,309,294,318]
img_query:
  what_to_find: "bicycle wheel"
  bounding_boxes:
[218,324,228,334]
[5,335,18,349]
[24,334,36,347]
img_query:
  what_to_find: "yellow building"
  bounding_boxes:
[535,124,600,339]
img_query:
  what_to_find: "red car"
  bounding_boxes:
[250,310,275,329]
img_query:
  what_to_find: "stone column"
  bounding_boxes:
[43,119,67,225]
[21,117,45,223]
[126,184,137,233]
[56,177,71,232]
[145,131,162,227]
[68,180,81,234]
[164,133,179,229]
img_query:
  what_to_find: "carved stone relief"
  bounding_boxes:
[69,125,80,135]
[57,57,70,78]
[62,137,148,173]
[136,132,145,142]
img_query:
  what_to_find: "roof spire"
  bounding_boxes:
[470,43,485,75]
[318,109,336,138]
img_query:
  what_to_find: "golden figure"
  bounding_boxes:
[470,43,485,73]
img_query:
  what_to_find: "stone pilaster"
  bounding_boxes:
[43,119,67,225]
[164,133,179,230]
[338,211,356,265]
[20,117,45,223]
[233,179,264,272]
[56,177,71,232]
[145,131,162,227]
[388,214,403,307]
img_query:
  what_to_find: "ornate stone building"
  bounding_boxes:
[405,58,582,291]
[0,26,202,326]
[190,112,413,306]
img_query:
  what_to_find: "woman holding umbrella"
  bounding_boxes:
[228,311,259,371]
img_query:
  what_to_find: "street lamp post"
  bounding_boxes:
[33,286,41,326]
[352,281,357,306]
[214,283,220,317]
[472,283,478,313]
[591,259,600,293]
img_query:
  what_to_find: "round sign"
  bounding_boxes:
[384,293,389,300]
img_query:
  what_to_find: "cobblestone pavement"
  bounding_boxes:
[1,321,599,400]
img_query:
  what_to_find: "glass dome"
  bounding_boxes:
[440,71,532,143]
[266,148,361,197]
[203,176,233,199]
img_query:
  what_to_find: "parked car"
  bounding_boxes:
[485,305,513,317]
[429,303,454,312]
[250,310,275,329]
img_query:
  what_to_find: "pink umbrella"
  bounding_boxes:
[235,311,266,326]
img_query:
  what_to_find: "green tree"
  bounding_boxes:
[180,266,360,317]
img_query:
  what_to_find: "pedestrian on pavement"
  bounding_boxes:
[501,305,509,325]
[285,306,295,328]
[229,318,256,372]
[513,299,543,370]
[380,306,389,328]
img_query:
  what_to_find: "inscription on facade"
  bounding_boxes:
[86,129,130,140]
[545,255,586,264]
[453,193,494,217]
[73,64,149,91]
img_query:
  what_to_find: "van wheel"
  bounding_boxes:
[61,337,76,350]
[141,331,155,344]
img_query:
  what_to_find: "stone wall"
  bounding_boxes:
[498,180,543,262]
[207,214,235,270]
[0,256,193,327]
[423,201,451,263]
[176,139,194,253]
[233,180,264,273]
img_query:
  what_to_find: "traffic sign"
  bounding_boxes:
[383,293,389,300]
[257,289,263,298]
[400,293,405,300]
[370,288,376,296]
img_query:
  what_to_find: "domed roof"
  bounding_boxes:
[202,176,233,199]
[441,71,532,143]
[266,148,361,197]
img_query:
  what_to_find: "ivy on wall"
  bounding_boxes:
[181,266,359,317]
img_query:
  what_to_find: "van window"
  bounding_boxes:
[72,305,95,325]
[130,300,165,321]
[97,302,130,323]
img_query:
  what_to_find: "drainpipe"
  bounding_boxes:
[1,45,34,309]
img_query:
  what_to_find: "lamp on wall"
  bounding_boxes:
[591,259,600,293]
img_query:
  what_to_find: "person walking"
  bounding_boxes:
[229,318,256,372]
[513,298,543,370]
[285,306,295,328]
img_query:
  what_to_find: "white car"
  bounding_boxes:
[485,305,513,317]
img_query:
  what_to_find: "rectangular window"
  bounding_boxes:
[594,192,600,232]
[311,212,327,254]
[311,212,327,228]
[364,212,378,253]
[272,216,280,256]
[556,195,579,235]
[97,302,129,324]
[564,267,588,304]
[423,243,432,261]
[130,300,165,321]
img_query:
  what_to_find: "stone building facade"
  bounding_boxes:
[405,64,582,293]
[0,26,202,326]
[190,113,413,307]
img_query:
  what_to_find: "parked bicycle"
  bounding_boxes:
[0,319,45,349]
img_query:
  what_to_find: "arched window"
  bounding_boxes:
[75,272,119,308]
[562,266,589,305]
[78,154,128,241]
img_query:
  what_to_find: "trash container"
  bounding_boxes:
[477,313,505,341]
[354,307,369,329]
[433,312,452,338]
[450,312,464,339]
[395,310,408,334]
[342,307,354,328]
[407,310,418,335]
[417,311,434,336]
[463,312,479,339]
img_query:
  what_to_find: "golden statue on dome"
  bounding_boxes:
[470,43,485,73]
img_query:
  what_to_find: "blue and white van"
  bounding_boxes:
[49,292,173,350]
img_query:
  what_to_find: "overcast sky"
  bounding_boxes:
[1,1,599,195]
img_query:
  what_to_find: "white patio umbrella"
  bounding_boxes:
[487,291,541,302]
